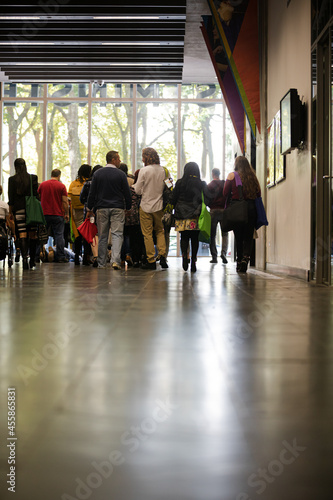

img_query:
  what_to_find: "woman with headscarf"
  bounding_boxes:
[68,163,92,265]
[80,164,102,267]
[223,155,261,273]
[8,158,39,270]
[172,162,210,273]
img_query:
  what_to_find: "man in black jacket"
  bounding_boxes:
[87,151,131,269]
[207,168,228,264]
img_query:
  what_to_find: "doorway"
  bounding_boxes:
[311,24,333,284]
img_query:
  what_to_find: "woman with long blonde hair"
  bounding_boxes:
[223,156,261,273]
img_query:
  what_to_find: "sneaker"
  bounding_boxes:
[210,258,218,263]
[221,255,228,264]
[141,261,156,270]
[15,249,21,263]
[112,262,121,270]
[159,256,168,269]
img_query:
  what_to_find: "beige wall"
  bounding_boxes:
[257,0,312,273]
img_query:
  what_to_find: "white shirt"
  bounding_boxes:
[133,164,166,213]
[0,200,9,220]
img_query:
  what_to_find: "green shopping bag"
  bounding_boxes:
[198,191,211,243]
[25,175,46,225]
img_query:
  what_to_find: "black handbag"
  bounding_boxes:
[221,173,248,232]
[162,167,173,211]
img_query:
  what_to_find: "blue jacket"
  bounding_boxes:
[87,166,132,211]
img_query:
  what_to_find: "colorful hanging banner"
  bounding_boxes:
[201,16,245,151]
[206,0,261,139]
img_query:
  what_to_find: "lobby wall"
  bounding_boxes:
[256,0,312,276]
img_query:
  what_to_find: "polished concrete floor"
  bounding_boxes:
[0,259,332,500]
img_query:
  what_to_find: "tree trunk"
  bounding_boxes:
[47,107,57,175]
[66,104,81,180]
[7,108,18,176]
[5,104,32,175]
[201,115,212,179]
[33,128,43,181]
[137,105,148,154]
[181,114,187,169]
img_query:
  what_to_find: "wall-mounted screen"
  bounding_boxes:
[280,88,304,155]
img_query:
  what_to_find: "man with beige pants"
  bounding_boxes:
[133,147,168,270]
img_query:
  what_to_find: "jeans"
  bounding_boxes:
[209,209,229,259]
[44,215,65,260]
[96,208,125,267]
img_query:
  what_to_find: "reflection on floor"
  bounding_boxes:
[0,259,332,500]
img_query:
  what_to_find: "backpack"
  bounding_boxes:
[70,181,84,210]
[162,167,173,211]
[0,225,7,261]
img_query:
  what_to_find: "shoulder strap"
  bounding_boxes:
[29,174,33,196]
[163,166,169,179]
[234,171,242,186]
[233,171,244,200]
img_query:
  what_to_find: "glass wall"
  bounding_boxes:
[47,102,88,187]
[1,82,236,256]
[137,102,178,176]
[181,102,223,182]
[2,101,43,198]
[92,102,133,169]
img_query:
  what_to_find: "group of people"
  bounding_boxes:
[0,148,262,274]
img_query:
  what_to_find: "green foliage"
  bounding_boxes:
[1,83,235,193]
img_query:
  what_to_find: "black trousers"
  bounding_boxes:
[180,230,199,261]
[233,200,256,262]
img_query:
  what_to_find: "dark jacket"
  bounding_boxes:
[172,178,211,220]
[87,166,132,211]
[8,173,38,213]
[207,179,226,209]
[80,179,92,219]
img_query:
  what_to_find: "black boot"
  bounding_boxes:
[20,238,29,270]
[29,238,37,269]
[82,241,91,266]
[15,245,21,263]
[239,256,249,273]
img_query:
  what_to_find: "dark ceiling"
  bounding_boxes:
[0,1,187,83]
